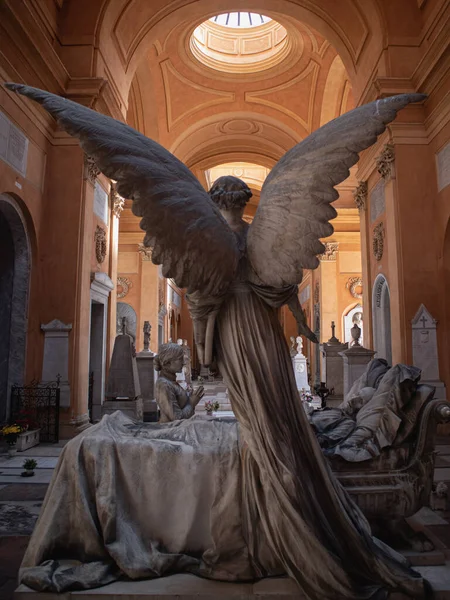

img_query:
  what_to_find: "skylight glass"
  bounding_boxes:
[210,13,271,28]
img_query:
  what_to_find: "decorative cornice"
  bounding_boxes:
[353,181,368,211]
[117,276,132,299]
[376,144,395,180]
[372,222,385,261]
[319,242,339,261]
[111,183,125,218]
[138,243,152,261]
[84,154,100,184]
[346,276,363,299]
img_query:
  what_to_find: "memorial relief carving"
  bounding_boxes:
[117,276,132,299]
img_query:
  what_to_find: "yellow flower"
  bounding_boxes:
[1,424,22,435]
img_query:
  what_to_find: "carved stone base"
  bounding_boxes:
[102,398,143,421]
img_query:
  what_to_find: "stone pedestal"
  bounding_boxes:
[102,398,143,421]
[40,319,72,408]
[136,351,157,417]
[321,340,348,403]
[339,345,376,399]
[412,305,447,400]
[292,354,310,392]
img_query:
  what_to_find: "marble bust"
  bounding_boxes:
[155,343,204,423]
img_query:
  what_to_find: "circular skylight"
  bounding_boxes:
[210,13,271,28]
[191,15,290,74]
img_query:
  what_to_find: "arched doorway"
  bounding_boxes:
[372,274,392,365]
[0,194,31,422]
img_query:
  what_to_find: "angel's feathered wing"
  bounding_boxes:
[5,83,239,296]
[247,94,426,287]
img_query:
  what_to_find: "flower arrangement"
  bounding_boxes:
[1,424,24,445]
[204,400,220,414]
[300,389,314,404]
[16,409,39,432]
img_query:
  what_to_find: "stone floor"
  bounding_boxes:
[2,438,450,599]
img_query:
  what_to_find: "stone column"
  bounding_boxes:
[40,320,72,408]
[136,322,157,419]
[90,273,114,421]
[319,242,339,341]
[340,345,376,399]
[138,244,159,354]
[107,184,122,367]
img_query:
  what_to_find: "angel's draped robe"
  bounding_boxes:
[187,227,427,600]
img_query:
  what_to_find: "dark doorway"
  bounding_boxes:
[0,211,15,422]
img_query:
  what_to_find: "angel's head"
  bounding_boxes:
[209,176,252,216]
[155,343,184,375]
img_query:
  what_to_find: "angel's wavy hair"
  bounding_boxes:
[209,176,252,210]
[154,343,184,372]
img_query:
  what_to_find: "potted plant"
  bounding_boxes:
[21,458,38,477]
[204,400,220,416]
[1,424,24,457]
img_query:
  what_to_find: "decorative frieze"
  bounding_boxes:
[111,183,125,218]
[117,276,132,299]
[319,242,339,261]
[94,225,107,263]
[376,144,395,180]
[372,222,385,261]
[346,276,363,299]
[353,181,368,211]
[138,243,152,261]
[84,154,100,184]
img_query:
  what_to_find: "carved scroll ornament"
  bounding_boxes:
[319,242,339,261]
[94,225,107,263]
[372,222,385,261]
[376,144,395,180]
[353,181,368,211]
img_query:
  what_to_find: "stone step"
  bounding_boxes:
[14,567,450,599]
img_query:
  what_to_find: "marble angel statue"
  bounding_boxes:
[5,82,429,599]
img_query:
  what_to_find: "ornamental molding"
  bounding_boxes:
[84,154,100,184]
[372,222,385,261]
[111,183,125,218]
[313,281,320,304]
[346,276,363,299]
[353,181,368,211]
[138,243,152,261]
[117,276,132,299]
[376,144,395,180]
[319,241,339,261]
[94,225,107,263]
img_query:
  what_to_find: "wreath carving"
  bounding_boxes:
[94,225,107,263]
[346,277,363,299]
[372,222,385,262]
[117,277,132,299]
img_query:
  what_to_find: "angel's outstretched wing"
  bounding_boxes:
[247,94,426,288]
[5,83,239,296]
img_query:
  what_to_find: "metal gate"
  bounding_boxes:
[10,378,60,443]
